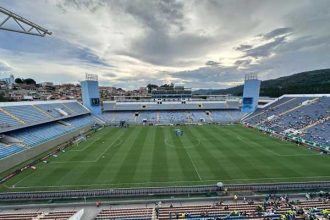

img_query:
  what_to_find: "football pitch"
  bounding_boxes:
[2,125,330,191]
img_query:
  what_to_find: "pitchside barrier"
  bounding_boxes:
[1,181,330,202]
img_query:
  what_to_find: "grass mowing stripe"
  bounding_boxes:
[114,127,149,183]
[14,129,121,186]
[61,128,125,186]
[133,127,155,183]
[169,127,200,181]
[26,129,127,187]
[196,125,259,179]
[186,126,231,180]
[92,128,135,184]
[65,128,121,162]
[151,127,169,182]
[223,126,302,178]
[3,124,330,191]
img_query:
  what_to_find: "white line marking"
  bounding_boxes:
[50,136,124,164]
[8,175,330,189]
[14,132,125,186]
[186,151,202,181]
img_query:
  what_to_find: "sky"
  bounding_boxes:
[0,0,329,89]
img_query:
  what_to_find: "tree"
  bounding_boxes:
[160,83,174,90]
[23,78,36,85]
[146,84,158,93]
[0,93,11,102]
[15,78,23,84]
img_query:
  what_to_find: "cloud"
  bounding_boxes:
[261,27,293,39]
[205,60,221,66]
[234,59,252,67]
[244,36,288,59]
[0,60,13,72]
[235,44,253,51]
[0,0,329,89]
[170,65,245,88]
[102,72,117,78]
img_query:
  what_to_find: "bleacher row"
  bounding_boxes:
[0,197,329,220]
[93,198,330,220]
[95,208,153,220]
[243,95,330,147]
[0,101,94,160]
[103,100,240,111]
[0,101,89,133]
[100,110,244,124]
[0,115,94,159]
[0,210,77,220]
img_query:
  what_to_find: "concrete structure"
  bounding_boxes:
[242,73,261,113]
[0,73,15,85]
[80,74,101,115]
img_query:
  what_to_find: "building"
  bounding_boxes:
[0,74,15,85]
[151,86,192,99]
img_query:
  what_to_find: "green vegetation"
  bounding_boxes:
[194,69,330,97]
[2,125,330,192]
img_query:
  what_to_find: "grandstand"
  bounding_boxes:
[101,97,244,124]
[0,100,94,172]
[0,79,329,220]
[243,94,330,149]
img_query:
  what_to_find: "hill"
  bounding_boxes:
[193,69,330,97]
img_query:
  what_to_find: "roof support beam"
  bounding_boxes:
[0,6,52,37]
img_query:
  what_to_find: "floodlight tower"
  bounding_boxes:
[81,73,102,115]
[241,73,261,113]
[0,6,52,37]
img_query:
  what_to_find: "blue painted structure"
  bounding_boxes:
[81,79,101,115]
[241,74,261,113]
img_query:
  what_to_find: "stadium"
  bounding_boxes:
[0,2,330,220]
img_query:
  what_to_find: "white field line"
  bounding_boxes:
[51,135,124,164]
[186,151,202,181]
[236,134,318,157]
[12,170,39,187]
[14,134,125,186]
[7,175,330,189]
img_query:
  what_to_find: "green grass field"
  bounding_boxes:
[2,125,330,192]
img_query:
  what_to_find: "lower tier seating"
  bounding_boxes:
[101,110,244,124]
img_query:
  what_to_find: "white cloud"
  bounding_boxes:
[0,0,329,89]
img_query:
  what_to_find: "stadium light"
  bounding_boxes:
[0,6,52,37]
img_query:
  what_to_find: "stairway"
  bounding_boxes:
[300,116,330,132]
[61,103,75,114]
[207,112,213,122]
[157,112,160,123]
[32,105,54,119]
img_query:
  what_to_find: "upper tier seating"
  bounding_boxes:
[0,101,89,133]
[0,111,21,129]
[244,97,310,126]
[303,121,330,147]
[243,95,330,147]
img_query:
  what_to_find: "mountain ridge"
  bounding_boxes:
[193,69,330,97]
